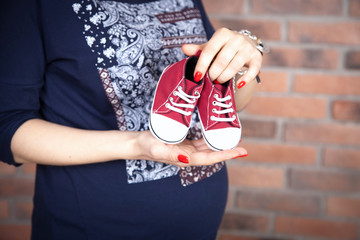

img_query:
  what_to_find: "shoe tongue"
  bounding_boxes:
[214,81,229,96]
[184,78,200,93]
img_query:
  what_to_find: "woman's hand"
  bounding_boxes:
[11,119,246,166]
[136,131,247,167]
[181,27,262,89]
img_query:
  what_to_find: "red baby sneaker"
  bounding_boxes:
[197,73,241,151]
[150,56,203,144]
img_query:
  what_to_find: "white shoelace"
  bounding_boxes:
[211,94,236,122]
[165,86,200,116]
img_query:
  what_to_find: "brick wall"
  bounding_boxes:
[203,0,360,239]
[0,164,34,239]
[0,0,359,240]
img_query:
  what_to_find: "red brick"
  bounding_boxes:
[332,100,360,122]
[345,51,360,69]
[275,216,358,239]
[262,47,338,69]
[350,0,360,17]
[239,142,316,165]
[324,148,360,170]
[228,165,284,189]
[289,168,360,192]
[220,213,269,232]
[209,19,281,41]
[245,96,327,119]
[327,197,360,218]
[218,236,291,240]
[293,74,360,95]
[15,201,33,220]
[0,201,9,219]
[21,164,36,175]
[250,0,343,15]
[240,119,276,138]
[218,235,259,240]
[289,22,360,45]
[285,122,360,146]
[235,190,320,214]
[256,71,288,93]
[0,224,31,240]
[0,162,16,175]
[202,0,245,14]
[0,177,35,197]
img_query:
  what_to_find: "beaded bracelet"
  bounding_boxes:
[232,68,261,92]
[236,29,270,54]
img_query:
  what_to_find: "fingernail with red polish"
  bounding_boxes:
[194,71,202,82]
[213,79,220,84]
[232,153,248,159]
[178,155,189,164]
[237,81,246,89]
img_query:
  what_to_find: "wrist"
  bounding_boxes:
[120,131,144,160]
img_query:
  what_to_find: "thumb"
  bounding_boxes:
[181,44,204,57]
[176,153,190,164]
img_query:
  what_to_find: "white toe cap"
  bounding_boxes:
[150,113,188,144]
[203,127,242,151]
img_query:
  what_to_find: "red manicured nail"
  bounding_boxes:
[194,71,202,82]
[237,81,246,89]
[232,153,248,159]
[213,79,220,84]
[178,155,189,164]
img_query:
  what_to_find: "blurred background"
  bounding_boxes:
[0,0,359,239]
[203,0,360,239]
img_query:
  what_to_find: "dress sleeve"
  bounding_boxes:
[0,0,45,165]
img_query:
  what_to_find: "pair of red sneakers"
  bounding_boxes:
[149,56,241,151]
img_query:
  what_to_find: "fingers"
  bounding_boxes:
[213,45,248,83]
[143,132,248,167]
[185,138,248,166]
[181,43,204,57]
[207,32,246,82]
[235,51,262,89]
[185,28,262,85]
[189,146,248,166]
[195,28,232,81]
[153,138,247,166]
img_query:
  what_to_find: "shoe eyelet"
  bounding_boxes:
[212,109,216,113]
[165,103,170,108]
[169,97,173,101]
[173,91,178,96]
[178,86,182,91]
[214,94,218,98]
[212,101,217,105]
[210,116,215,121]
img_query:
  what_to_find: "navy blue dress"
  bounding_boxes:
[0,0,228,239]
